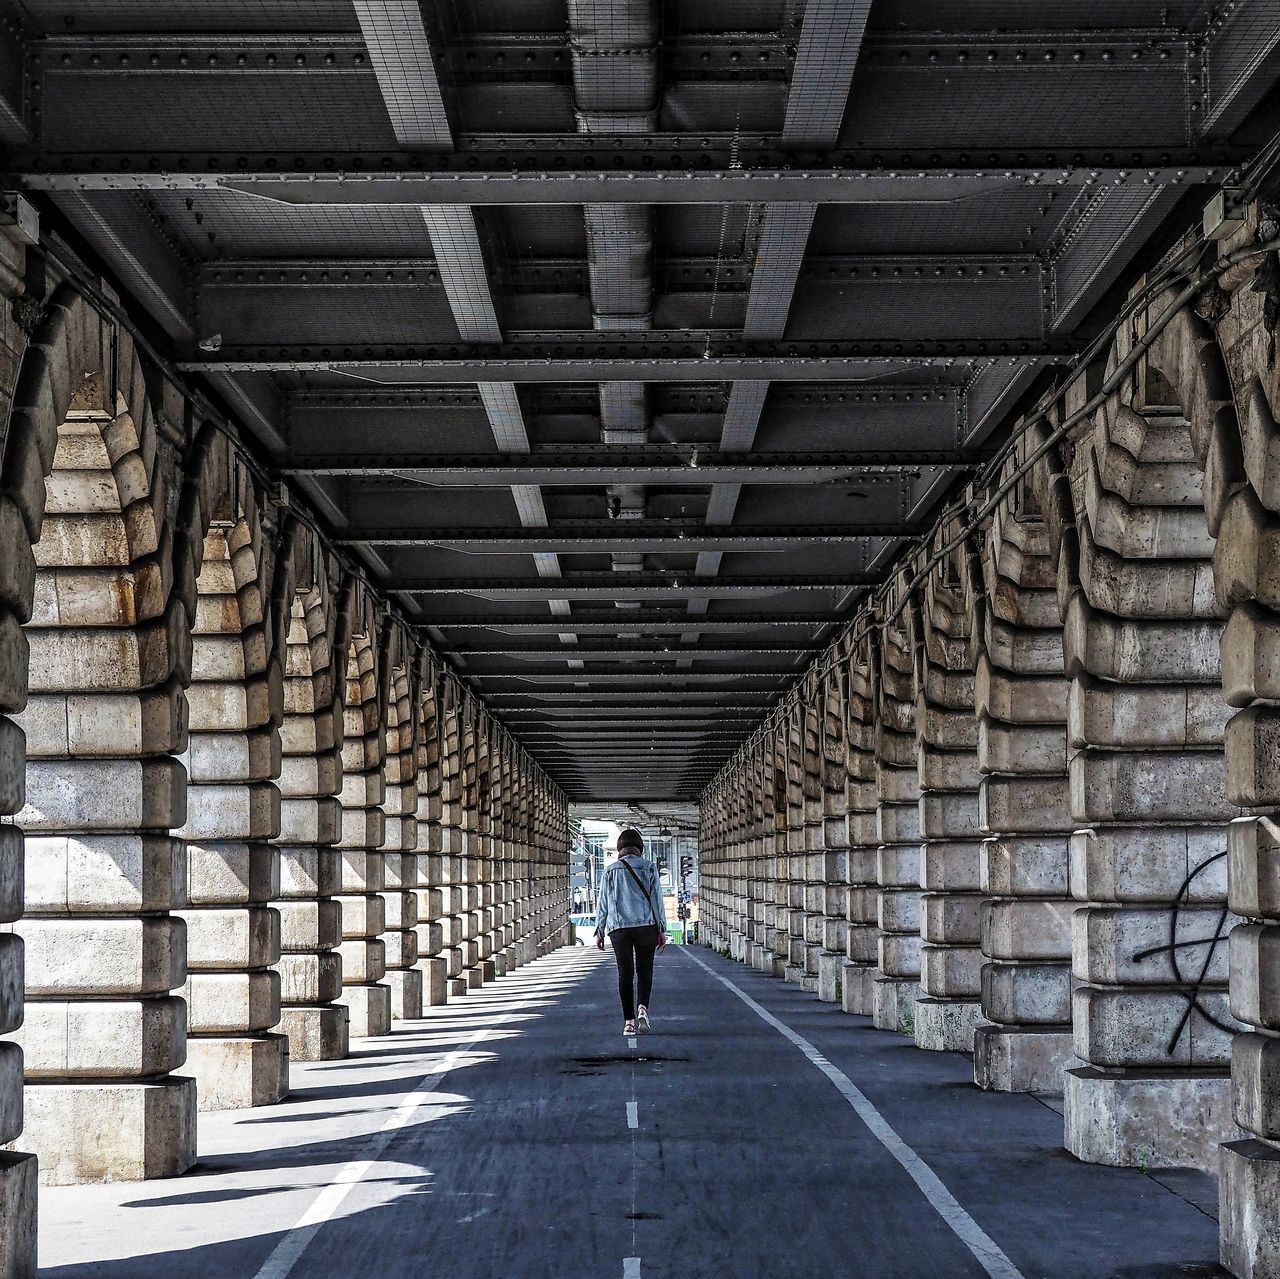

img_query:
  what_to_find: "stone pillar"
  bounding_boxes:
[9,350,196,1182]
[1059,337,1238,1175]
[0,216,48,1262]
[1176,218,1280,1276]
[412,665,448,1006]
[176,514,288,1110]
[380,654,421,1021]
[873,582,925,1034]
[913,526,986,1052]
[335,621,390,1038]
[783,707,810,985]
[816,676,849,1004]
[438,680,469,995]
[272,581,347,1062]
[972,433,1076,1093]
[456,697,484,991]
[842,636,881,1015]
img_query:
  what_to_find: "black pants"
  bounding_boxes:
[609,925,661,1020]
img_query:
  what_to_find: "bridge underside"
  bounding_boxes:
[1,1,1280,1276]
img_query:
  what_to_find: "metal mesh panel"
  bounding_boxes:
[659,83,785,133]
[865,1,1207,32]
[844,60,1191,150]
[17,1,359,33]
[144,191,435,259]
[809,193,1078,257]
[43,69,398,152]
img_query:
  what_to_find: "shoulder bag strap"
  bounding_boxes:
[618,856,662,930]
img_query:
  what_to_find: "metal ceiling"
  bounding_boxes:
[4,0,1280,800]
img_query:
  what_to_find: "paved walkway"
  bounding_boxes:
[40,947,1222,1279]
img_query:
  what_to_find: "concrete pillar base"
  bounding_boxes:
[0,1152,37,1276]
[783,963,805,984]
[1064,1066,1235,1175]
[481,958,498,982]
[872,978,920,1034]
[386,968,424,1021]
[816,952,843,1002]
[972,1024,1072,1093]
[464,967,484,990]
[25,1076,196,1184]
[279,1005,349,1062]
[447,976,468,998]
[1220,1138,1280,1279]
[186,1034,290,1111]
[800,974,818,994]
[841,963,875,1015]
[338,985,391,1039]
[415,957,448,1006]
[912,997,982,1053]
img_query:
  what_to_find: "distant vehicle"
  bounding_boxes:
[570,913,597,945]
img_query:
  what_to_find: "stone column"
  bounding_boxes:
[913,525,986,1053]
[1060,334,1238,1174]
[456,697,484,991]
[335,620,390,1038]
[412,665,448,1006]
[380,654,421,1021]
[842,635,881,1015]
[1175,221,1280,1276]
[0,220,51,1261]
[872,582,925,1034]
[10,354,196,1182]
[438,680,469,996]
[783,707,810,985]
[272,581,347,1062]
[972,432,1076,1093]
[176,513,287,1110]
[816,676,850,1004]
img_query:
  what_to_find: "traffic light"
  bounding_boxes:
[680,856,694,877]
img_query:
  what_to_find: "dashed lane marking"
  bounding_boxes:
[626,1101,639,1129]
[623,1258,642,1278]
[252,1012,516,1279]
[681,949,1026,1279]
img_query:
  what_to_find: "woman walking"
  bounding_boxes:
[595,828,667,1035]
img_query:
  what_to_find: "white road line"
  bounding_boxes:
[626,1101,639,1129]
[682,950,1026,1279]
[623,1258,642,1278]
[252,1018,511,1279]
[627,1036,638,1049]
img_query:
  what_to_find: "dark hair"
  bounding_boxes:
[617,827,644,853]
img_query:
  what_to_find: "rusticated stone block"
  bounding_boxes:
[20,757,186,830]
[16,995,187,1077]
[1064,1066,1235,1174]
[1072,986,1237,1067]
[1070,824,1226,903]
[24,833,183,914]
[24,1075,196,1185]
[17,917,184,995]
[982,835,1070,897]
[982,898,1074,960]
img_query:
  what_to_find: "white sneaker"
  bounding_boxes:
[636,1006,651,1034]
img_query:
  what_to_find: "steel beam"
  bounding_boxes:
[398,574,873,596]
[1201,0,1280,136]
[782,0,872,149]
[351,0,453,149]
[449,641,813,655]
[337,521,920,549]
[427,612,837,629]
[285,447,981,480]
[180,328,1072,377]
[14,164,1231,204]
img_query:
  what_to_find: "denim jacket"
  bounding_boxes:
[594,854,668,937]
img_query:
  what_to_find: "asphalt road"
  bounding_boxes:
[39,946,1222,1279]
